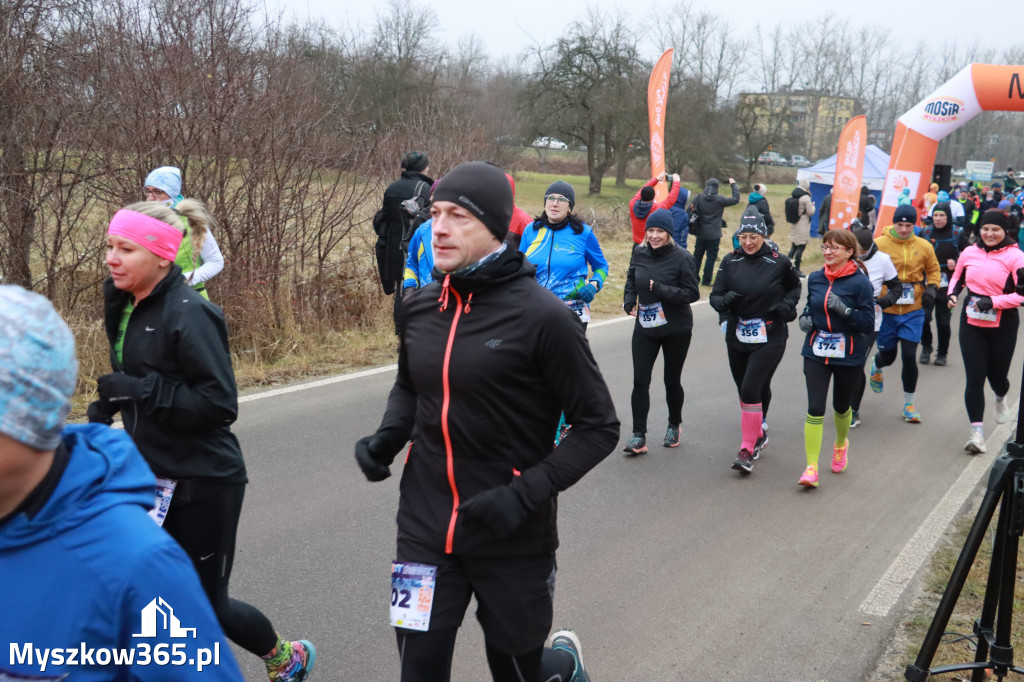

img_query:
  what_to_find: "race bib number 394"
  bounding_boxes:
[390,562,436,632]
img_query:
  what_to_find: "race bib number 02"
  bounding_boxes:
[565,299,591,323]
[638,302,667,328]
[390,562,437,632]
[812,331,846,358]
[736,318,767,344]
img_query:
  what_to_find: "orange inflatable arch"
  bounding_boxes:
[878,64,1024,234]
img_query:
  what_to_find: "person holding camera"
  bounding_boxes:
[710,206,802,475]
[628,171,681,245]
[690,177,740,286]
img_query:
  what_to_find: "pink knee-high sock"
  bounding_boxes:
[741,402,763,453]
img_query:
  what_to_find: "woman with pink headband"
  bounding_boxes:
[88,201,316,682]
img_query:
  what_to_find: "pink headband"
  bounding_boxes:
[107,209,183,262]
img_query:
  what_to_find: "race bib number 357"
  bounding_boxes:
[390,562,436,632]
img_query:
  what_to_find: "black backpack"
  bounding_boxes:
[374,181,429,294]
[921,224,964,259]
[784,195,802,224]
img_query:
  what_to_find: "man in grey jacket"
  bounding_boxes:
[689,177,740,286]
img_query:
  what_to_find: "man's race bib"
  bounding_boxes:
[896,283,915,305]
[940,271,949,288]
[966,296,998,322]
[565,299,591,323]
[390,562,436,632]
[736,318,767,344]
[148,477,177,527]
[638,302,668,328]
[812,331,846,358]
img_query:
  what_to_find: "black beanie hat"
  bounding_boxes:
[432,161,513,241]
[893,204,917,224]
[645,208,674,233]
[640,186,655,201]
[401,151,428,172]
[932,203,952,222]
[737,205,767,236]
[545,180,575,209]
[980,209,1009,232]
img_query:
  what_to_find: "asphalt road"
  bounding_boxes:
[225,300,1022,681]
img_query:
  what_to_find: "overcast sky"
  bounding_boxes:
[268,0,1016,63]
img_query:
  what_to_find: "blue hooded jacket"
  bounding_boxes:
[403,219,434,289]
[669,186,691,248]
[0,424,242,681]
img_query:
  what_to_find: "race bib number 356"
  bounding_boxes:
[390,562,436,632]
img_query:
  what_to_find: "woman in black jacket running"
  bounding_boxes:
[622,209,701,455]
[710,206,802,475]
[89,201,315,682]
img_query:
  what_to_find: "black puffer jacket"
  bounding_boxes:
[710,243,803,350]
[624,242,701,338]
[691,178,740,240]
[376,248,619,557]
[100,267,247,483]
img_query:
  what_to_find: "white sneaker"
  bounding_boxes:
[995,399,1011,425]
[964,430,987,454]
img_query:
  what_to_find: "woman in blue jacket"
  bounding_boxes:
[796,229,875,488]
[519,180,609,329]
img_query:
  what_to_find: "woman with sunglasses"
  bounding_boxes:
[796,229,875,488]
[519,180,609,330]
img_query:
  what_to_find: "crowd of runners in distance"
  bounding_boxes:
[3,153,1024,682]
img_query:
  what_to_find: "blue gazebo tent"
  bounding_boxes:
[795,144,890,235]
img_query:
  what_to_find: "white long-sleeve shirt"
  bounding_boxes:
[182,229,225,284]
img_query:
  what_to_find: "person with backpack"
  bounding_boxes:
[690,177,740,286]
[628,172,681,245]
[376,151,433,328]
[919,204,968,366]
[747,183,774,236]
[785,179,815,277]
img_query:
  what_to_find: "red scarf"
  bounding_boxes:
[824,259,858,281]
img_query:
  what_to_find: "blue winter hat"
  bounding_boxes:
[645,208,674,233]
[893,204,917,224]
[0,286,77,451]
[144,166,182,200]
[545,180,576,209]
[937,190,950,203]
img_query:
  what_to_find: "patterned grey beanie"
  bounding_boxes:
[0,286,78,450]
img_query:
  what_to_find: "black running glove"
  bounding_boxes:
[458,486,528,538]
[921,284,937,308]
[354,429,405,482]
[826,292,852,317]
[876,290,899,309]
[1016,267,1024,295]
[768,301,796,321]
[86,399,118,425]
[973,295,994,312]
[720,291,744,310]
[96,373,142,404]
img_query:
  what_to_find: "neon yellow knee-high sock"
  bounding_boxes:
[834,407,852,447]
[804,414,824,467]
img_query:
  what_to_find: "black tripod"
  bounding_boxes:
[905,394,1024,681]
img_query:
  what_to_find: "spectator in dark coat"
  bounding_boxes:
[689,177,740,286]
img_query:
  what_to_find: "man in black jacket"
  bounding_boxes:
[690,177,740,286]
[355,161,619,682]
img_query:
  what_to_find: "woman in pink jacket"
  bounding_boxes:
[947,210,1024,453]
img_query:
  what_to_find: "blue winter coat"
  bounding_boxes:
[403,219,434,289]
[669,187,691,248]
[800,267,876,366]
[519,218,609,300]
[0,424,243,681]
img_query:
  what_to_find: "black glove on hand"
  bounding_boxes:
[1016,267,1024,295]
[798,313,814,334]
[768,301,796,322]
[354,432,402,482]
[974,295,995,312]
[96,373,142,404]
[922,284,937,308]
[86,400,118,425]
[826,292,851,317]
[876,290,899,309]
[720,291,744,310]
[458,485,528,538]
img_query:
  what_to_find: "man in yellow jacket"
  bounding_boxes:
[868,205,942,423]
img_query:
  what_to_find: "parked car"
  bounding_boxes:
[531,136,568,150]
[789,155,811,168]
[757,151,787,166]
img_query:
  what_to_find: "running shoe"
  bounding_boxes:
[832,439,849,473]
[265,639,315,682]
[731,449,755,474]
[869,356,883,393]
[995,399,1011,425]
[798,464,819,488]
[919,346,932,365]
[622,433,647,456]
[849,410,861,428]
[903,404,922,423]
[663,424,680,448]
[933,354,947,366]
[964,429,987,454]
[753,425,769,460]
[549,629,590,682]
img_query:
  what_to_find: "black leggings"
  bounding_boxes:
[727,342,786,416]
[875,338,919,393]
[396,628,575,682]
[693,238,720,285]
[631,330,692,433]
[850,332,878,412]
[921,292,952,354]
[162,481,277,656]
[959,310,1019,422]
[787,244,807,269]
[804,359,861,416]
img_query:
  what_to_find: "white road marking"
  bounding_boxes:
[859,405,1019,617]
